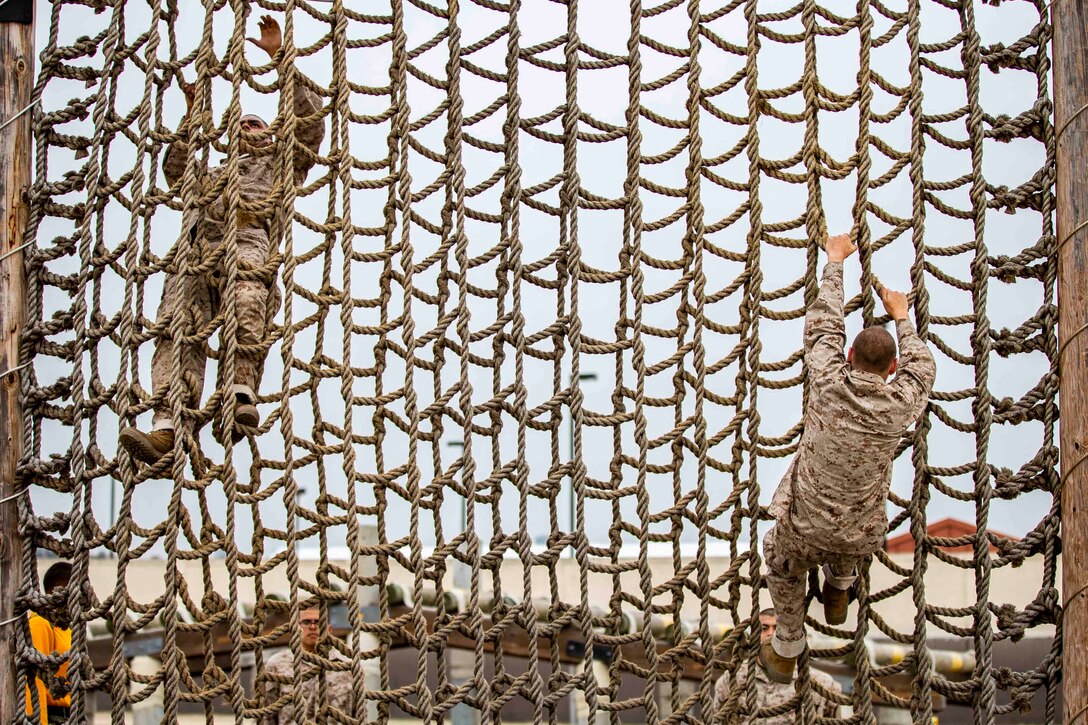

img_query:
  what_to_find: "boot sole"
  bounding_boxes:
[760,643,796,683]
[216,406,261,445]
[764,665,794,684]
[236,407,260,428]
[119,429,168,464]
[825,608,848,625]
[823,588,849,625]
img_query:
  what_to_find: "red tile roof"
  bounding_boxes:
[884,518,1017,554]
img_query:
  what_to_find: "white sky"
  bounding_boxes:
[26,0,1055,575]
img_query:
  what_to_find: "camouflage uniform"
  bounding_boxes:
[765,261,936,655]
[149,84,324,431]
[708,659,842,723]
[261,647,354,724]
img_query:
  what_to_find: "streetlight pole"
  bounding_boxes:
[566,372,597,724]
[568,373,597,557]
[444,439,476,725]
[294,486,307,558]
[445,439,469,590]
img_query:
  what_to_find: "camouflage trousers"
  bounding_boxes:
[762,521,863,656]
[150,229,280,430]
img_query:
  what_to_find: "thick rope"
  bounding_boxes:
[10,0,1060,723]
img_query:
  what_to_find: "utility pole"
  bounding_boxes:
[0,1,35,722]
[1055,0,1088,718]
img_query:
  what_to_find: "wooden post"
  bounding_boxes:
[1056,0,1088,720]
[0,1,34,723]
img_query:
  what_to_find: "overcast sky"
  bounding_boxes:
[26,0,1055,575]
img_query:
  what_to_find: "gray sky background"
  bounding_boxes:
[26,0,1055,567]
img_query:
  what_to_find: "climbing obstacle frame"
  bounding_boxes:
[0,0,1082,721]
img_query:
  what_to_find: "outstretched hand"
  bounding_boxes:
[247,15,282,59]
[178,79,196,111]
[824,233,857,264]
[880,287,909,321]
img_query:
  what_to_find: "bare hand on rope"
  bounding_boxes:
[178,79,196,111]
[247,15,283,59]
[879,287,909,321]
[823,233,857,263]
[819,231,889,294]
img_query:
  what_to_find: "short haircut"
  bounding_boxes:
[851,326,896,374]
[43,562,72,592]
[758,607,776,618]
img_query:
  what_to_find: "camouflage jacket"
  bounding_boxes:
[163,80,325,247]
[260,647,354,724]
[708,660,842,723]
[769,262,936,554]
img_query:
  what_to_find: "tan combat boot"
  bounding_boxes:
[823,582,849,625]
[119,427,175,464]
[236,402,260,429]
[759,640,797,684]
[216,402,260,444]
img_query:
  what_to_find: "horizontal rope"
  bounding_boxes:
[8,0,1063,723]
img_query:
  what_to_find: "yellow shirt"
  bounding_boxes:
[25,613,71,725]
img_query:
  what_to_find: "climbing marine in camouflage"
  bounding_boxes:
[260,648,354,725]
[119,15,325,462]
[764,235,936,660]
[709,609,843,722]
[708,659,842,724]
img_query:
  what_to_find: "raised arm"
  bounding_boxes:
[804,261,846,376]
[162,132,188,189]
[881,288,936,420]
[288,77,325,180]
[162,81,207,190]
[248,15,326,180]
[805,234,855,378]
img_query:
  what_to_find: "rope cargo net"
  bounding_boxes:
[12,0,1061,722]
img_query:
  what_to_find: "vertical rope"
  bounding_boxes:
[9,1,1064,724]
[905,0,936,716]
[961,0,996,717]
[684,2,715,723]
[63,1,128,720]
[1033,1,1063,719]
[741,0,766,718]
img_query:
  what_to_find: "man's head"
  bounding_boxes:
[43,562,72,593]
[240,114,270,150]
[42,562,72,628]
[847,326,897,379]
[299,606,323,653]
[758,607,777,645]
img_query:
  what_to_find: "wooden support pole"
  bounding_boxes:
[0,1,34,723]
[1056,0,1088,720]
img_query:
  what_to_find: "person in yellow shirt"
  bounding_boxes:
[26,562,72,725]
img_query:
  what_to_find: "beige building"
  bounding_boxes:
[68,518,1057,644]
[52,518,1057,723]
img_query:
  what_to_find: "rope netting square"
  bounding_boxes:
[13,0,1060,722]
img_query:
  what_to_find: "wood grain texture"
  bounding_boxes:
[1056,0,1088,721]
[0,6,34,725]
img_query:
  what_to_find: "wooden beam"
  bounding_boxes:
[0,1,35,723]
[1056,0,1088,719]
